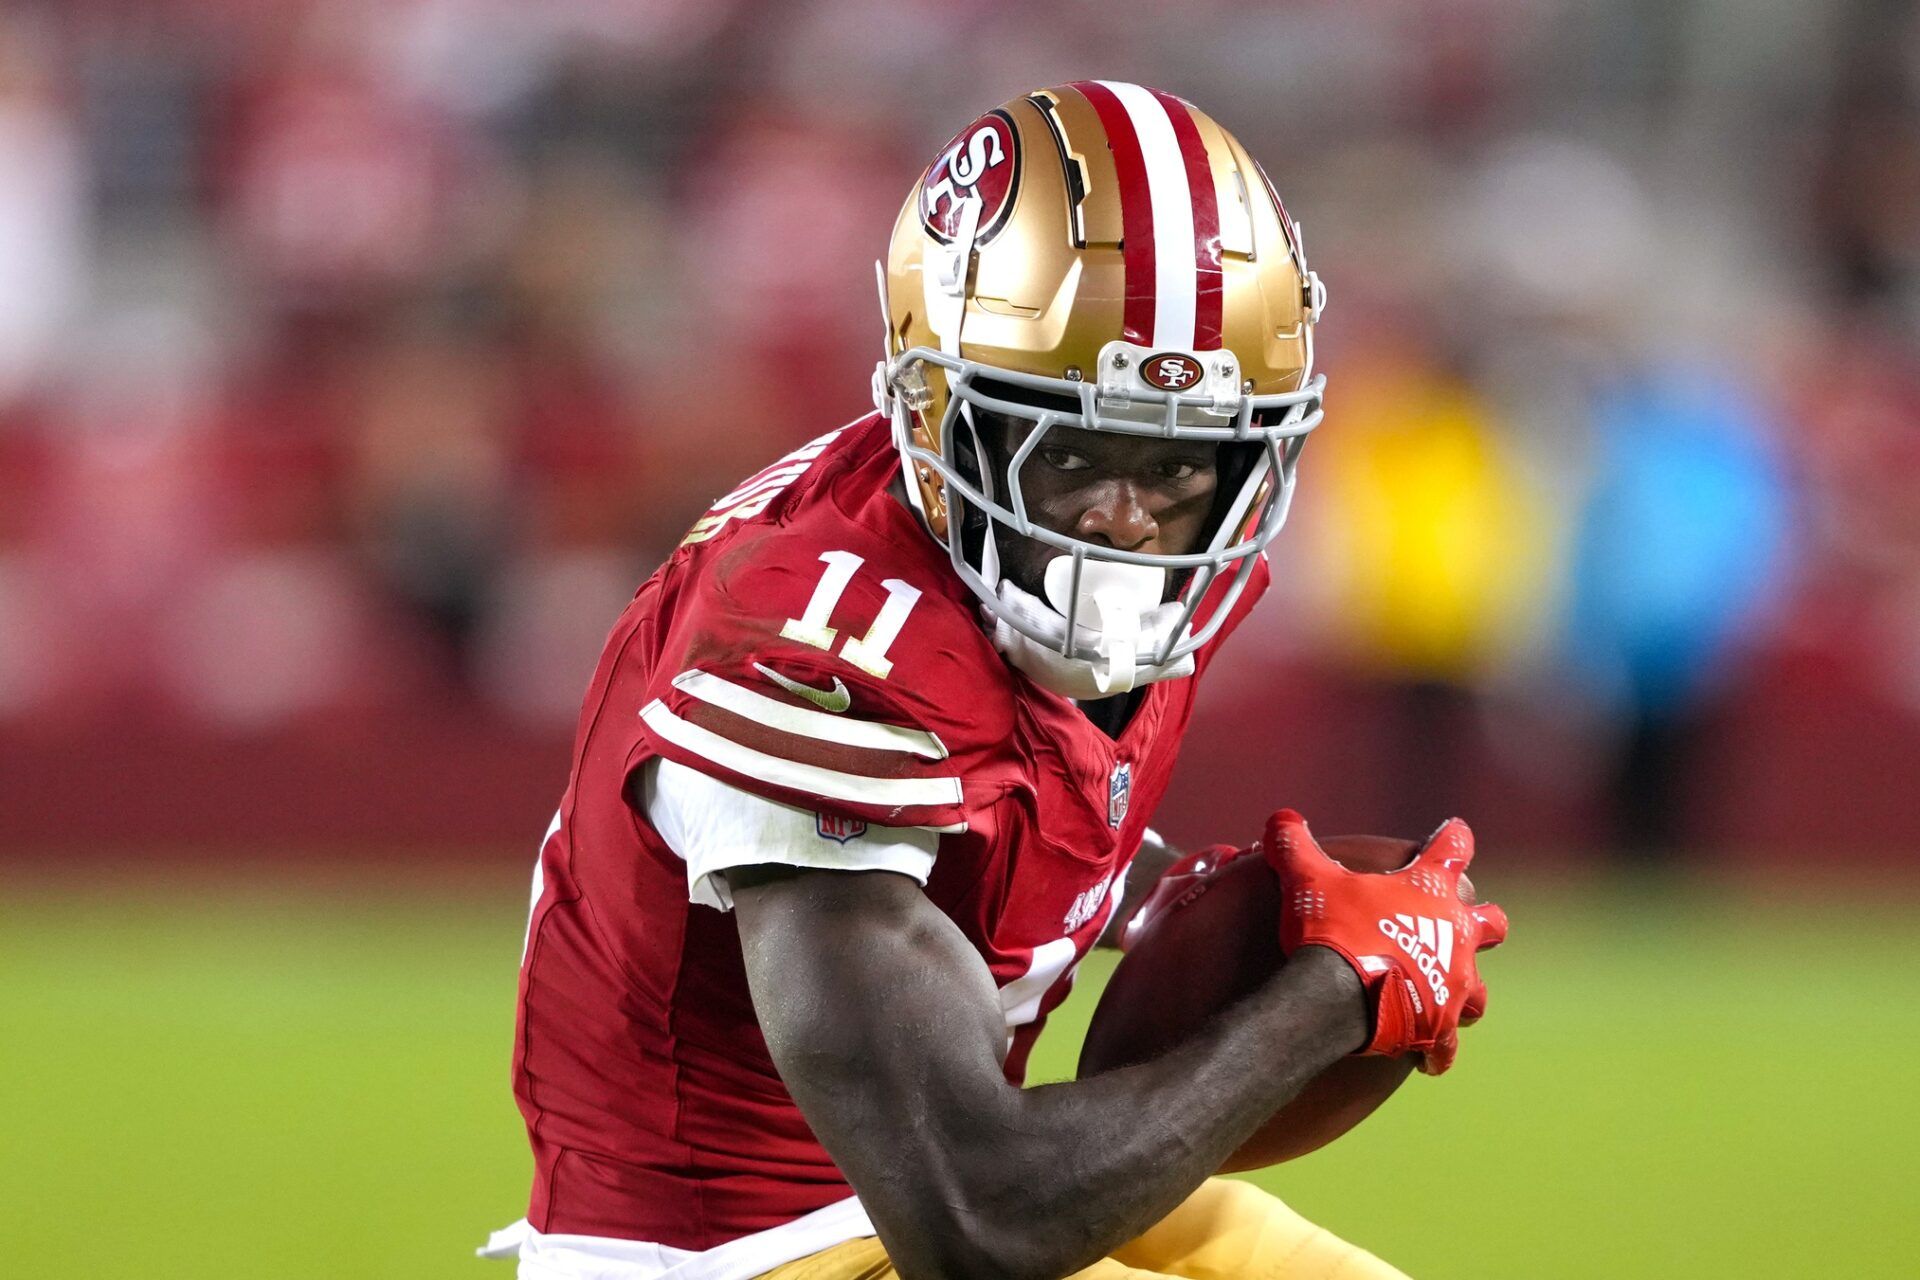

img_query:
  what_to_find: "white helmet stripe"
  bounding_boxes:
[1097,81,1197,350]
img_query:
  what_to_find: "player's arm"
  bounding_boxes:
[730,863,1367,1280]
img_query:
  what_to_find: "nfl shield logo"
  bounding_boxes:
[1108,762,1132,829]
[816,812,868,845]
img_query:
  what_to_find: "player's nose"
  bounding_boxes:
[1076,480,1157,551]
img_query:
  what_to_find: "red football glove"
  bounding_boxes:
[1264,809,1508,1075]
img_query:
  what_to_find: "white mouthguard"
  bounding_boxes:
[1043,558,1167,695]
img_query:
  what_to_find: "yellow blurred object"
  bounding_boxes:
[1313,359,1557,682]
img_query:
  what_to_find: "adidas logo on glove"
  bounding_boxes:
[1377,914,1454,1008]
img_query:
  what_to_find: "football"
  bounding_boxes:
[1079,834,1445,1171]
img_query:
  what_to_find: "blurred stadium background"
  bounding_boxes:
[4,1,1918,1276]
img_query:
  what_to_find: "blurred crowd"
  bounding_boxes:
[2,0,1918,851]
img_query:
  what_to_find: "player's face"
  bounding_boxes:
[990,419,1220,598]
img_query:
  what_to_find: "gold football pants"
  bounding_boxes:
[753,1177,1409,1279]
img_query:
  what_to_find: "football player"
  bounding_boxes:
[484,82,1506,1279]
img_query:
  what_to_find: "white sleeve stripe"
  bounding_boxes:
[670,668,949,760]
[640,699,966,812]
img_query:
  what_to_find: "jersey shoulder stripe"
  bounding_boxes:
[638,697,967,830]
[670,669,949,761]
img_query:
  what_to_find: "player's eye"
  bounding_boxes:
[1152,457,1215,484]
[1039,446,1091,472]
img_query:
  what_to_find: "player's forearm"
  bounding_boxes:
[931,947,1367,1278]
[736,868,1366,1279]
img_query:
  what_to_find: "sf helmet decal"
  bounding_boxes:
[919,109,1020,245]
[1141,353,1205,391]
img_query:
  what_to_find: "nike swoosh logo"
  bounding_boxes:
[753,663,851,713]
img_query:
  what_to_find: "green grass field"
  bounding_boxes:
[5,864,1916,1278]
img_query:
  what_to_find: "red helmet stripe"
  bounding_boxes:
[1149,89,1223,350]
[1069,80,1158,347]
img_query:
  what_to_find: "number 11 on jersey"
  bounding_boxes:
[781,550,922,680]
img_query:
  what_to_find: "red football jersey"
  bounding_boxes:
[512,412,1267,1248]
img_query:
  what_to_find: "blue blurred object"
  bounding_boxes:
[1562,365,1794,719]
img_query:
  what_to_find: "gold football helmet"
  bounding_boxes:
[875,81,1326,673]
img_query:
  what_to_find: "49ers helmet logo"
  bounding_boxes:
[919,110,1020,246]
[1141,353,1205,391]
